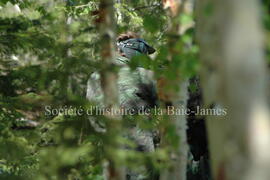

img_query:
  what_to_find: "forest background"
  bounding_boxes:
[1,0,270,180]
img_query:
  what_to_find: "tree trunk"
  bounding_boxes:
[195,0,270,179]
[96,1,125,180]
[158,0,193,180]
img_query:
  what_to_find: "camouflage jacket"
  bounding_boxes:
[86,55,155,109]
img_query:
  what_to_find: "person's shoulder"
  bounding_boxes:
[114,55,129,65]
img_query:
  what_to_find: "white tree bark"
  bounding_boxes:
[196,0,270,179]
[159,81,189,180]
[159,0,194,180]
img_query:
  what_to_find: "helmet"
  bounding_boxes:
[117,38,156,59]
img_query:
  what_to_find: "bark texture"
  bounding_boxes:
[96,1,125,180]
[158,0,194,180]
[196,0,270,179]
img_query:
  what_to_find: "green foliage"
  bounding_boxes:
[0,0,193,178]
[263,0,270,64]
[4,0,269,179]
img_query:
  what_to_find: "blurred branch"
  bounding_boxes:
[73,2,98,9]
[133,3,162,10]
[74,4,91,9]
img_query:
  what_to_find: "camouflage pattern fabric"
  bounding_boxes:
[86,55,157,180]
[87,55,155,109]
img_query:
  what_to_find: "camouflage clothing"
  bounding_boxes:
[87,55,155,109]
[86,54,157,180]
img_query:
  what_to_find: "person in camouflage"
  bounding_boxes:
[86,32,158,180]
[87,32,156,108]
